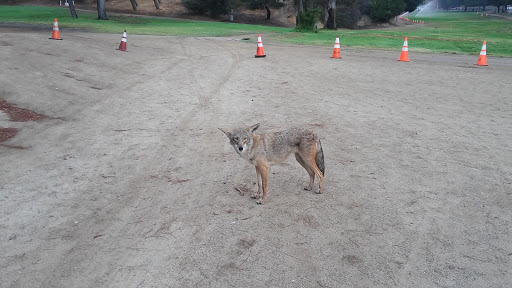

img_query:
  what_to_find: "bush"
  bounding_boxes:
[246,0,285,10]
[336,4,361,29]
[296,8,321,31]
[182,0,230,17]
[369,0,405,23]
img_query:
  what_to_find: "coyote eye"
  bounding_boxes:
[233,137,239,141]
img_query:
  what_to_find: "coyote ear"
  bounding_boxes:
[218,128,232,138]
[247,123,260,134]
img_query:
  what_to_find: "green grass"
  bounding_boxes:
[0,5,289,36]
[1,5,512,56]
[281,12,512,56]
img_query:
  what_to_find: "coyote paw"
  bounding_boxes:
[256,199,265,204]
[251,193,261,199]
[304,186,312,191]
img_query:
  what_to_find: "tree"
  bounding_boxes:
[247,0,285,20]
[68,0,78,18]
[403,0,423,12]
[324,0,336,29]
[296,7,321,30]
[369,0,405,22]
[294,0,304,26]
[97,0,107,20]
[336,0,361,29]
[129,0,138,10]
[489,0,511,12]
[182,0,230,17]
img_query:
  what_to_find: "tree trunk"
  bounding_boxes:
[153,0,160,10]
[129,0,138,10]
[325,8,335,29]
[69,0,78,18]
[97,0,108,20]
[264,5,271,20]
[324,0,336,29]
[294,0,303,26]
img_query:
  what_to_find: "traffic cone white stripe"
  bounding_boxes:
[257,36,263,47]
[480,44,486,55]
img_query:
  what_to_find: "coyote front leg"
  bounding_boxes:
[252,166,263,200]
[255,160,269,204]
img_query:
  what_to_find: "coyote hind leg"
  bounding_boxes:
[295,153,315,191]
[297,151,324,194]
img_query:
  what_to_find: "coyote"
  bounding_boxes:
[219,123,325,204]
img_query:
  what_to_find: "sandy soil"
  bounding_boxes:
[1,28,512,287]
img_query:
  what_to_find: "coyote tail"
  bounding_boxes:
[316,139,325,176]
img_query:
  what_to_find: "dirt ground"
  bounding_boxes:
[1,27,512,288]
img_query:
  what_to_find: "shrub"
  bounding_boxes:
[246,0,285,10]
[336,4,361,29]
[369,0,405,23]
[296,8,321,31]
[182,0,230,17]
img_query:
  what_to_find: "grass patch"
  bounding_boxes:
[282,12,512,56]
[1,6,512,56]
[0,5,291,36]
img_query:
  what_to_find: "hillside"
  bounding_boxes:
[10,0,298,27]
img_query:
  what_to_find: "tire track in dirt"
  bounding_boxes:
[20,37,230,286]
[125,39,244,271]
[154,37,242,196]
[38,38,243,286]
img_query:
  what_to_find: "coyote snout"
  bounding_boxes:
[219,123,325,204]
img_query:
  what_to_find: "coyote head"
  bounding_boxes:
[219,123,259,155]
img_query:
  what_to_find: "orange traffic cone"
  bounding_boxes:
[255,34,266,58]
[49,18,63,40]
[331,35,341,59]
[398,37,409,62]
[117,30,127,52]
[475,41,488,66]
